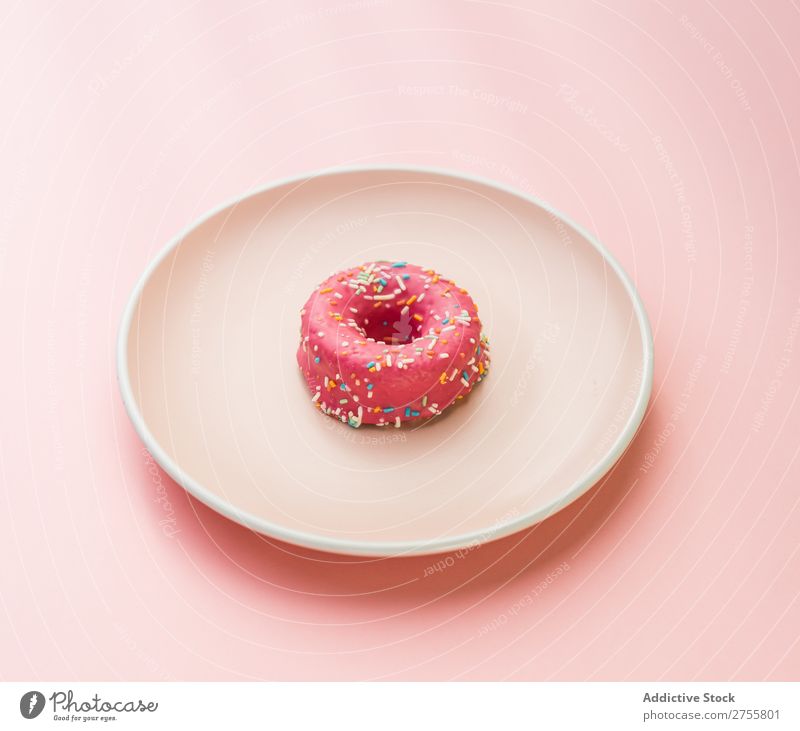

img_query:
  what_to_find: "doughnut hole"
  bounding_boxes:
[358,303,422,345]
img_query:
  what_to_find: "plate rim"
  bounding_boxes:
[116,163,655,557]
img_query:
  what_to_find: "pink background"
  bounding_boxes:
[1,0,799,680]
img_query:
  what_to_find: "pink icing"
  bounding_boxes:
[296,261,490,427]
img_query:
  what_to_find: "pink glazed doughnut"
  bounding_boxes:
[297,261,490,428]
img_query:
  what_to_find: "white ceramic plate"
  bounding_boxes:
[118,166,653,556]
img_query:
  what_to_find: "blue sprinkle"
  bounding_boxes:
[367,383,374,390]
[383,407,394,413]
[411,410,420,417]
[378,278,387,286]
[402,274,411,280]
[340,383,347,390]
[442,318,449,325]
[392,262,407,268]
[405,407,411,417]
[314,356,320,363]
[476,346,481,355]
[462,371,470,381]
[366,361,375,368]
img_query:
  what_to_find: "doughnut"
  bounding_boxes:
[297,261,490,428]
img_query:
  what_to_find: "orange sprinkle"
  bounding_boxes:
[406,294,417,306]
[432,275,439,283]
[413,314,423,322]
[320,287,333,294]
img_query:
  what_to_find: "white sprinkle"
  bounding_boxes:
[422,395,428,407]
[449,369,458,381]
[311,392,320,402]
[386,355,392,367]
[417,292,425,302]
[373,294,395,301]
[324,376,329,388]
[334,292,343,298]
[439,353,449,359]
[395,416,401,428]
[401,305,409,316]
[368,391,373,399]
[318,331,325,337]
[441,325,455,332]
[461,378,470,387]
[396,275,406,291]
